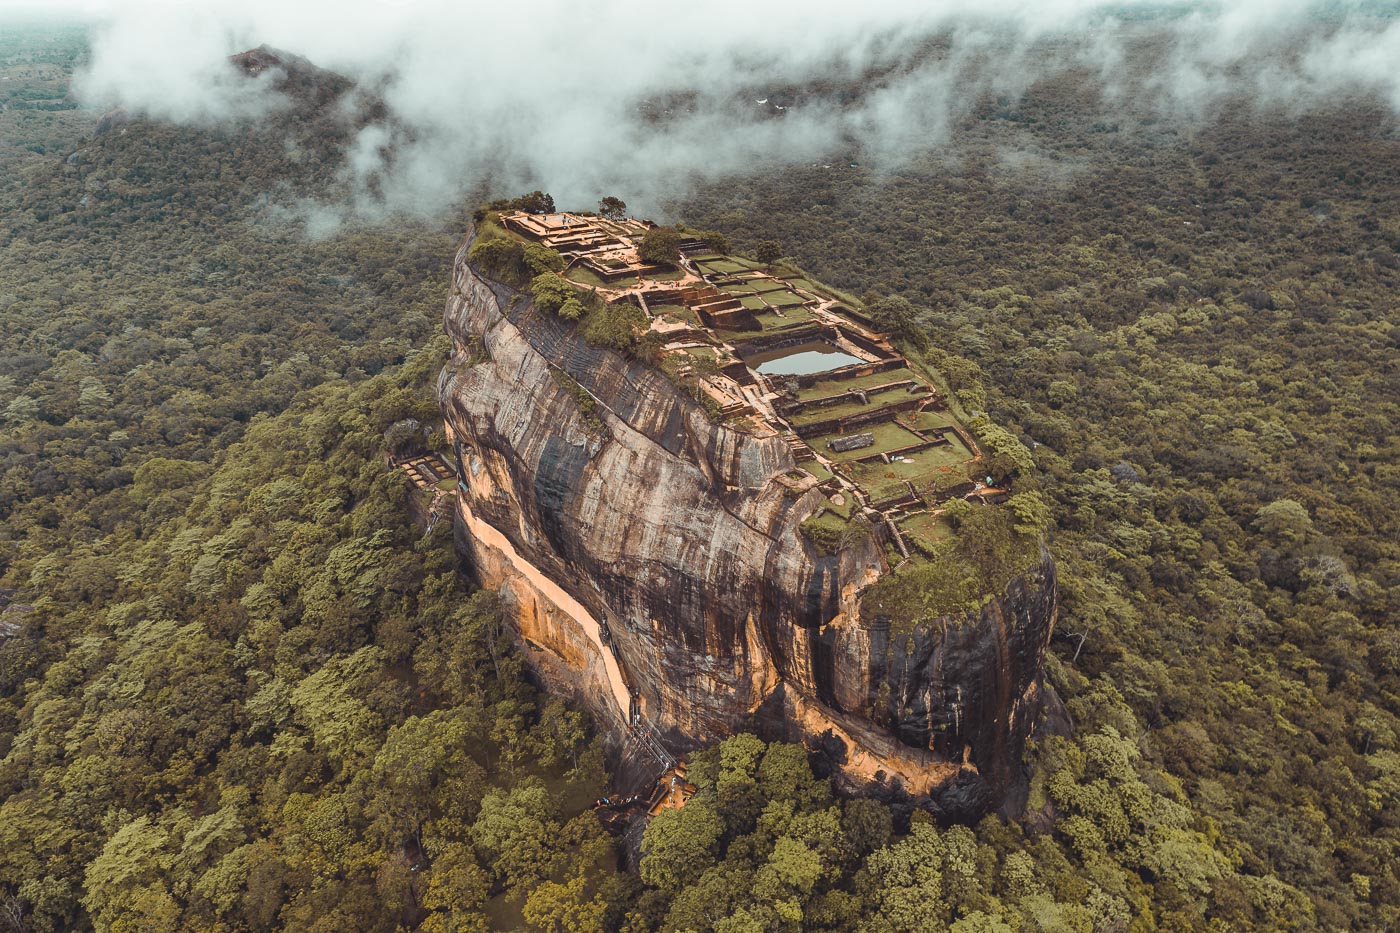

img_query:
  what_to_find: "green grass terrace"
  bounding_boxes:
[817,421,926,462]
[721,279,789,295]
[899,511,955,549]
[789,385,924,427]
[716,306,817,339]
[650,302,699,325]
[753,305,816,328]
[697,257,764,276]
[792,366,920,402]
[817,421,976,504]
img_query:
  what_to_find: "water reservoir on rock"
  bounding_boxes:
[746,340,864,376]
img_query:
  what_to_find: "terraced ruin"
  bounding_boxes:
[497,209,1005,565]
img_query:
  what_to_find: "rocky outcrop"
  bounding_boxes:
[229,45,353,109]
[438,229,1057,817]
[92,109,131,138]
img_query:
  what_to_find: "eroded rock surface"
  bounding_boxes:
[438,229,1058,816]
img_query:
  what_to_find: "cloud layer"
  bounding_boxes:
[50,0,1400,224]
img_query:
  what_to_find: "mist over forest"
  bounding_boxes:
[61,1,1400,223]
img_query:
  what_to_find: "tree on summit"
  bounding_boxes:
[754,239,783,268]
[869,294,920,338]
[515,190,556,214]
[598,196,627,220]
[638,227,682,266]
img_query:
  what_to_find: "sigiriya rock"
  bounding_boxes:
[437,208,1059,819]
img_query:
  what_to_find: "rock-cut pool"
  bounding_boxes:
[746,341,864,376]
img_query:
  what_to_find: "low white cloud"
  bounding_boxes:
[27,0,1400,225]
[73,6,285,123]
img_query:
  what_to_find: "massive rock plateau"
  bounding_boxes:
[438,228,1058,817]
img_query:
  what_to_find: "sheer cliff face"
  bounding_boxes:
[438,231,1057,816]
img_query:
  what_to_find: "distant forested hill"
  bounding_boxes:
[0,23,90,170]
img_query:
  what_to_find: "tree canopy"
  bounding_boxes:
[638,227,681,266]
[598,196,627,220]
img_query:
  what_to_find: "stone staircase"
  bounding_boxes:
[883,514,912,561]
[784,434,815,462]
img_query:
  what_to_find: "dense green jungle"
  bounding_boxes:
[0,22,1396,933]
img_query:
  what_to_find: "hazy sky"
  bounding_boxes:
[10,1,1399,225]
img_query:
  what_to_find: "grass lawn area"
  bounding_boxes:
[784,277,834,301]
[701,259,751,275]
[808,490,857,522]
[753,310,814,332]
[899,410,959,434]
[565,266,620,288]
[851,466,913,503]
[760,304,815,325]
[806,508,849,534]
[723,280,794,298]
[900,511,954,548]
[684,346,718,362]
[830,451,959,499]
[915,433,974,468]
[747,278,791,294]
[792,396,884,425]
[647,269,688,281]
[803,458,833,483]
[882,455,946,482]
[781,273,866,306]
[563,266,601,287]
[792,388,919,426]
[817,421,925,460]
[479,215,536,247]
[764,291,809,308]
[724,277,789,293]
[741,294,768,310]
[795,367,917,401]
[826,491,858,519]
[651,303,698,324]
